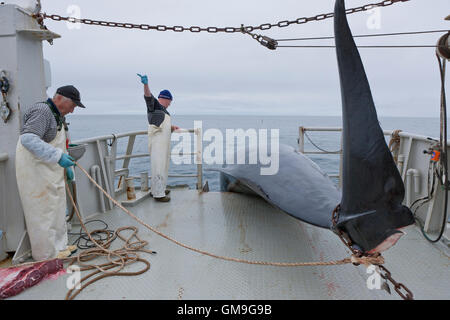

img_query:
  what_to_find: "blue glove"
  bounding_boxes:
[58,153,75,168]
[137,73,148,85]
[66,167,74,182]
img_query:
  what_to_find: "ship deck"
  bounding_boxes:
[6,188,450,300]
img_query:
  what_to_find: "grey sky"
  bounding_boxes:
[38,0,449,117]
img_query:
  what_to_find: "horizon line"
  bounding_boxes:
[68,113,442,119]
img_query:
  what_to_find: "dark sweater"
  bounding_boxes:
[144,95,170,127]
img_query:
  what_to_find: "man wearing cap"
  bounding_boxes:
[15,85,85,261]
[137,74,179,202]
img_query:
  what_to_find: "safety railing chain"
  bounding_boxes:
[33,0,411,49]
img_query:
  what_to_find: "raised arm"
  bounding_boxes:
[137,74,151,97]
[144,83,151,97]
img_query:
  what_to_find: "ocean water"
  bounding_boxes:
[68,114,441,191]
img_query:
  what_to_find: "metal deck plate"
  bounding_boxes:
[8,189,450,300]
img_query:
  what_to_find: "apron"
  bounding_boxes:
[148,115,171,198]
[16,129,68,261]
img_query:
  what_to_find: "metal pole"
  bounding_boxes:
[196,127,203,190]
[298,127,305,153]
[140,172,149,192]
[125,177,136,201]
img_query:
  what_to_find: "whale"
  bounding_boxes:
[216,143,341,229]
[214,0,415,254]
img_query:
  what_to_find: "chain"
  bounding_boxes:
[379,265,414,300]
[304,131,342,154]
[239,25,279,50]
[331,205,414,300]
[331,205,363,258]
[35,0,410,49]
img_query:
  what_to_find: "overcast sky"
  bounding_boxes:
[35,0,450,117]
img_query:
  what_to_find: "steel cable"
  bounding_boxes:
[276,29,450,42]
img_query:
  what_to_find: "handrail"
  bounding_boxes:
[298,126,445,188]
[0,153,8,162]
[73,128,203,192]
[72,129,195,145]
[299,127,444,148]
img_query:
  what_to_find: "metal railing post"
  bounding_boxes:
[299,126,305,153]
[195,127,203,190]
[118,134,136,190]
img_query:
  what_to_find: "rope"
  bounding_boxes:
[75,162,382,268]
[388,130,402,164]
[68,220,115,250]
[2,162,386,299]
[64,181,156,300]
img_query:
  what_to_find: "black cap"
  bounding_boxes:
[56,85,86,108]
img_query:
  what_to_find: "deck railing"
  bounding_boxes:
[73,128,203,199]
[298,127,407,188]
[114,128,203,191]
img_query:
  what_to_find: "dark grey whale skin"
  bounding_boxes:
[216,144,341,229]
[333,0,414,252]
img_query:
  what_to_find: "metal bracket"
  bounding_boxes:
[0,100,11,123]
[12,231,32,265]
[0,70,9,94]
[0,230,7,262]
[0,70,12,123]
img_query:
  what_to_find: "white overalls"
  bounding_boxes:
[148,115,171,198]
[15,128,68,261]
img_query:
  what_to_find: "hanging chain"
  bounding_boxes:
[378,265,414,300]
[34,0,411,49]
[331,205,414,300]
[331,205,363,257]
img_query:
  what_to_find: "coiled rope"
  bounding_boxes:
[388,130,403,164]
[65,180,156,300]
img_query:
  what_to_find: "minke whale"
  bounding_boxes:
[216,144,341,229]
[214,0,415,255]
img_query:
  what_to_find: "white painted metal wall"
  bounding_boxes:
[0,4,59,255]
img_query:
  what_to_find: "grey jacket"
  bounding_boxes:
[145,95,170,127]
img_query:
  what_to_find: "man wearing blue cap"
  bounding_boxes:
[138,74,179,202]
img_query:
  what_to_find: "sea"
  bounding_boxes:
[67,115,441,191]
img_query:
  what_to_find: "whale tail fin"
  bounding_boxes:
[334,0,415,253]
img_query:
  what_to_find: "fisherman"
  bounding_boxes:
[137,74,179,202]
[15,85,85,261]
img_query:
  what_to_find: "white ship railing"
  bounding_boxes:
[298,126,449,241]
[70,128,203,221]
[74,128,203,192]
[297,127,436,188]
